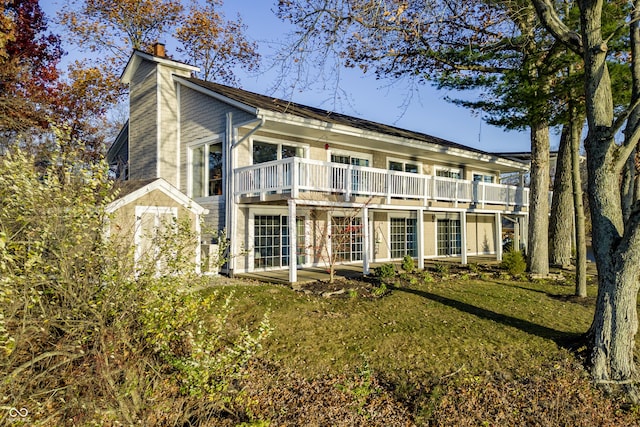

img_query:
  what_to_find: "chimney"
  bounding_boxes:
[152,42,165,57]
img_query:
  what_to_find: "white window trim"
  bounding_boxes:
[187,135,223,200]
[248,208,309,272]
[434,166,463,179]
[250,135,309,165]
[327,149,373,164]
[471,171,496,183]
[387,156,422,173]
[387,214,418,259]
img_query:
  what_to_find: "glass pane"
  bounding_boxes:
[253,141,278,164]
[192,145,205,197]
[389,161,403,171]
[281,144,302,159]
[208,144,223,196]
[405,163,419,174]
[331,154,350,165]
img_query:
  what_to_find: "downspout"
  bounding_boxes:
[226,113,265,276]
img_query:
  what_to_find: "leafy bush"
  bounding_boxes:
[0,146,270,425]
[501,250,527,277]
[374,263,396,279]
[434,263,450,277]
[401,255,415,273]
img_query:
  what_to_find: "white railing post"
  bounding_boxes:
[346,164,353,201]
[292,157,299,198]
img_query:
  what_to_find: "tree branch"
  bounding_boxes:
[531,0,583,54]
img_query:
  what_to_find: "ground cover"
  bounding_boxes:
[203,264,640,425]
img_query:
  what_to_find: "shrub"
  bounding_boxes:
[0,146,270,425]
[374,263,396,279]
[401,255,415,273]
[501,250,527,276]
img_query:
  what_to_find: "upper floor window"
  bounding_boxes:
[190,141,222,198]
[436,167,462,179]
[389,159,419,174]
[473,173,495,183]
[253,141,304,164]
[330,152,370,167]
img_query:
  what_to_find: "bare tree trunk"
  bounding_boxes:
[549,124,574,268]
[580,0,640,401]
[570,110,587,297]
[527,122,550,275]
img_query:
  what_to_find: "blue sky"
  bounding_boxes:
[42,0,536,153]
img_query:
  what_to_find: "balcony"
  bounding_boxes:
[234,157,529,208]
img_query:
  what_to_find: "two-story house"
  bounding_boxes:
[108,46,530,282]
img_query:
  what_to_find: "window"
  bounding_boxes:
[190,142,222,198]
[389,160,419,174]
[331,217,364,262]
[473,173,495,183]
[253,141,304,164]
[254,215,305,269]
[331,153,370,167]
[437,219,461,256]
[390,217,417,258]
[436,168,462,179]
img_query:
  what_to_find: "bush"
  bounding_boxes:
[374,263,396,279]
[501,250,526,276]
[0,146,270,425]
[401,255,415,273]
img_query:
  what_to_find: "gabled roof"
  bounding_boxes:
[121,49,199,84]
[182,77,526,163]
[106,178,208,215]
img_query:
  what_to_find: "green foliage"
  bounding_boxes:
[401,255,415,273]
[372,283,388,297]
[501,250,527,277]
[421,271,434,284]
[141,286,272,399]
[0,145,270,425]
[374,263,396,279]
[433,263,450,277]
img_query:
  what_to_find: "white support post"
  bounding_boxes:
[495,212,503,261]
[288,199,297,283]
[417,208,425,270]
[363,207,370,276]
[460,211,467,265]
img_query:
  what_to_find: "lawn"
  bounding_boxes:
[203,265,640,426]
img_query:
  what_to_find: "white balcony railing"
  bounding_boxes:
[234,157,529,207]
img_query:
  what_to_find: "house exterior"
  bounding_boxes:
[108,46,530,282]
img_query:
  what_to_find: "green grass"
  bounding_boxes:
[207,275,595,386]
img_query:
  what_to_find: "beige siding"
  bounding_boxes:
[158,66,180,186]
[423,213,436,257]
[129,60,158,180]
[466,214,496,255]
[108,188,200,272]
[372,212,389,261]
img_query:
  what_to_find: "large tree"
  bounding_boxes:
[276,0,588,275]
[533,0,640,399]
[0,0,62,138]
[175,0,259,84]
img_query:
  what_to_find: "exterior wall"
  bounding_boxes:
[108,188,200,272]
[128,60,158,180]
[157,64,190,186]
[423,212,437,257]
[466,214,496,255]
[373,211,389,261]
[179,85,255,233]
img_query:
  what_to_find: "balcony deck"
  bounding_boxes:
[234,157,529,209]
